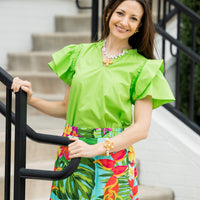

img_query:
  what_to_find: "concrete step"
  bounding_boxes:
[7,52,53,72]
[26,184,174,200]
[32,32,90,51]
[0,161,53,200]
[55,14,91,33]
[76,0,92,14]
[0,115,64,199]
[55,14,102,33]
[7,70,67,94]
[139,185,174,200]
[0,92,64,116]
[0,175,174,200]
[0,82,6,96]
[0,130,64,169]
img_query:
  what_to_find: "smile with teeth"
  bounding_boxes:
[115,25,128,33]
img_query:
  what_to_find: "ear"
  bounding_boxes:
[138,22,142,29]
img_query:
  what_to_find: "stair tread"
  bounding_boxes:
[56,13,91,18]
[27,185,173,200]
[8,51,53,55]
[139,185,173,197]
[8,70,55,76]
[32,32,90,36]
[0,159,55,177]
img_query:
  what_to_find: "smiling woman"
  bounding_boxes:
[108,1,143,41]
[11,0,175,199]
[102,0,155,59]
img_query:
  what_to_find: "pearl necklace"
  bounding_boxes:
[102,40,129,59]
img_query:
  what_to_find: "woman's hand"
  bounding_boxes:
[68,137,99,158]
[11,77,33,103]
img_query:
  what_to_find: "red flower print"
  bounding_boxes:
[55,167,62,171]
[94,159,116,170]
[132,185,138,196]
[128,178,134,188]
[112,166,128,177]
[51,185,59,191]
[103,175,119,200]
[111,150,126,162]
[57,146,70,160]
[134,167,137,178]
[130,162,134,168]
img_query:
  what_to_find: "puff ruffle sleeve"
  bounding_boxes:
[131,59,175,109]
[48,44,81,85]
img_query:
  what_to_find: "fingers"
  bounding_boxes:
[68,137,78,142]
[11,77,32,95]
[68,137,83,158]
[68,137,79,151]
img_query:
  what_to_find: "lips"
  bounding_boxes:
[115,25,128,33]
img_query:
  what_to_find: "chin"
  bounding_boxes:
[112,33,130,41]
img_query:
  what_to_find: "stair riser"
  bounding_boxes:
[0,169,52,200]
[0,83,6,95]
[32,34,90,51]
[0,180,174,200]
[0,138,59,168]
[7,53,53,72]
[0,73,66,95]
[0,97,64,116]
[55,15,102,33]
[8,73,66,94]
[55,15,91,32]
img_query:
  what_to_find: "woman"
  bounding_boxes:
[12,0,175,199]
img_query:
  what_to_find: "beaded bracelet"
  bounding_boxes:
[104,138,114,156]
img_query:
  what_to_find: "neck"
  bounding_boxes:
[105,36,131,54]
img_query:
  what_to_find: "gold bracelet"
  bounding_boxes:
[104,138,114,156]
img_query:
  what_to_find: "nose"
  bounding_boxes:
[120,16,129,27]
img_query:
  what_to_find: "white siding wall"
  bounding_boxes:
[134,106,200,200]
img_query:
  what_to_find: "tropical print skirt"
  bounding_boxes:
[50,124,139,200]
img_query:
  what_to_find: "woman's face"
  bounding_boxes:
[108,0,144,42]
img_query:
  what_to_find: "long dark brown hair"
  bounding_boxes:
[101,0,155,59]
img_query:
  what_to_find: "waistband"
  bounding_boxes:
[62,124,124,139]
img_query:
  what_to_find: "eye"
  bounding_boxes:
[116,11,123,16]
[131,17,138,21]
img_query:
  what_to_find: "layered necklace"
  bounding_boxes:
[102,40,129,66]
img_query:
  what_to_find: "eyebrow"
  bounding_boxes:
[117,8,139,17]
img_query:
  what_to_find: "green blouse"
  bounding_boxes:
[48,41,175,129]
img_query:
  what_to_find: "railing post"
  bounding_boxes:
[14,90,27,200]
[4,88,12,200]
[91,0,99,42]
[189,23,196,121]
[162,0,167,61]
[175,11,181,110]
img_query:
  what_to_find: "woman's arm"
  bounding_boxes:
[11,77,70,119]
[68,95,152,158]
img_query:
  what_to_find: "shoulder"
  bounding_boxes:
[132,51,164,74]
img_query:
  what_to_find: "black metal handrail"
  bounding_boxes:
[155,0,200,134]
[0,66,80,200]
[0,101,80,180]
[75,0,92,9]
[154,24,200,65]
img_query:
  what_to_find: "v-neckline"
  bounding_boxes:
[97,40,136,68]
